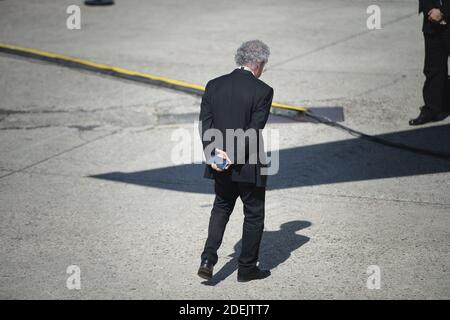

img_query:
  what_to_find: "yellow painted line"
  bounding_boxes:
[0,42,205,92]
[0,42,308,112]
[272,102,307,112]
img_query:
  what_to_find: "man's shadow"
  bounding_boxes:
[202,220,311,286]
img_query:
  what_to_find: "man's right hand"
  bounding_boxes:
[428,8,443,23]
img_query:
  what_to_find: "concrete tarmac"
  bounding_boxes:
[0,0,449,299]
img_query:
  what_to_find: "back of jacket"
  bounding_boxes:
[199,68,274,187]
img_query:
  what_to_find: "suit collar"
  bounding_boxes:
[233,68,255,77]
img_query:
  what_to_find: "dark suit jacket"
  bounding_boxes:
[199,68,274,187]
[419,0,450,33]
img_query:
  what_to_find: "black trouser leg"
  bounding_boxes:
[238,183,266,271]
[443,28,450,113]
[445,75,450,113]
[422,31,449,114]
[201,174,238,265]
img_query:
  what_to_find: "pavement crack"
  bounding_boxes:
[266,11,417,71]
[0,104,148,116]
[68,125,101,132]
[0,125,91,131]
[354,75,407,97]
[0,129,121,180]
[282,191,450,207]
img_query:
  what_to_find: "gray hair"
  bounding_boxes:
[234,40,270,67]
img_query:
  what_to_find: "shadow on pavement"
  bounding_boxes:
[91,124,450,194]
[202,220,311,286]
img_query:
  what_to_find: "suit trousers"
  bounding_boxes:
[423,27,450,114]
[201,171,265,271]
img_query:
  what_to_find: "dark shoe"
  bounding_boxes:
[197,260,213,280]
[84,0,114,6]
[409,107,438,126]
[436,111,450,121]
[237,267,271,282]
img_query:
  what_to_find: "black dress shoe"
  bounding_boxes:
[84,0,114,6]
[197,260,213,280]
[436,111,450,121]
[409,107,438,126]
[237,267,271,282]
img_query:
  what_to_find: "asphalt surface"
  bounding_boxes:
[0,0,449,299]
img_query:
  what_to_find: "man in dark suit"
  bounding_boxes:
[410,0,450,125]
[197,40,274,282]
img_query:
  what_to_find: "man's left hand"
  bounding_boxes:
[210,148,232,172]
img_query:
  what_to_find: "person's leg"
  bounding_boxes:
[444,75,450,115]
[442,27,450,114]
[237,182,266,272]
[422,32,448,115]
[201,173,238,265]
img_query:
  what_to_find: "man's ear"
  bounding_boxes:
[257,62,266,77]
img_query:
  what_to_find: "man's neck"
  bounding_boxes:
[239,65,255,76]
